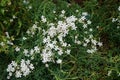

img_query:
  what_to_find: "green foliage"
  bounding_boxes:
[0,0,120,80]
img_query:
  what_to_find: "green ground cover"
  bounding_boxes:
[0,0,120,80]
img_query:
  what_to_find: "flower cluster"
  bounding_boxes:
[6,9,103,79]
[40,10,103,65]
[41,15,77,64]
[75,33,102,53]
[7,59,34,79]
[75,12,102,53]
[15,45,40,60]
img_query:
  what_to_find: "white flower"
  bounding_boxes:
[23,37,27,40]
[32,24,37,29]
[30,49,34,55]
[21,61,27,72]
[34,46,40,53]
[0,42,5,46]
[29,64,34,70]
[23,49,29,56]
[41,50,52,63]
[11,67,15,72]
[26,30,30,35]
[56,59,62,64]
[82,12,88,16]
[96,26,99,28]
[89,28,93,32]
[76,10,79,12]
[59,14,64,17]
[54,46,59,51]
[53,10,56,13]
[9,72,12,76]
[58,34,63,42]
[43,37,47,43]
[67,3,71,7]
[11,61,17,67]
[84,38,88,42]
[15,71,22,78]
[84,31,88,34]
[107,70,112,76]
[118,73,120,76]
[45,64,49,67]
[48,23,55,26]
[62,42,67,47]
[23,68,31,76]
[70,23,77,30]
[7,64,13,72]
[66,49,71,54]
[112,18,118,22]
[20,60,33,77]
[48,26,57,37]
[58,49,63,55]
[13,15,16,19]
[7,41,13,45]
[7,76,10,79]
[91,39,97,45]
[26,60,30,65]
[83,43,87,47]
[118,6,120,11]
[5,32,10,38]
[52,40,57,45]
[47,43,54,49]
[85,39,90,43]
[87,49,94,53]
[98,42,103,47]
[117,26,120,29]
[66,15,77,23]
[76,41,81,44]
[28,6,32,9]
[7,61,18,79]
[78,18,84,23]
[31,56,34,60]
[8,1,11,5]
[89,34,93,38]
[10,19,13,22]
[23,0,29,4]
[83,24,87,28]
[21,59,34,71]
[75,35,78,39]
[32,32,35,35]
[41,15,47,23]
[87,20,91,24]
[92,46,97,51]
[81,16,86,21]
[61,10,65,14]
[15,47,20,52]
[55,17,57,20]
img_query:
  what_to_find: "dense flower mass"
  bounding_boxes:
[7,59,34,79]
[0,0,120,79]
[0,0,107,79]
[5,9,104,79]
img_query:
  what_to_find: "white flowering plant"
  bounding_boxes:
[0,0,120,80]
